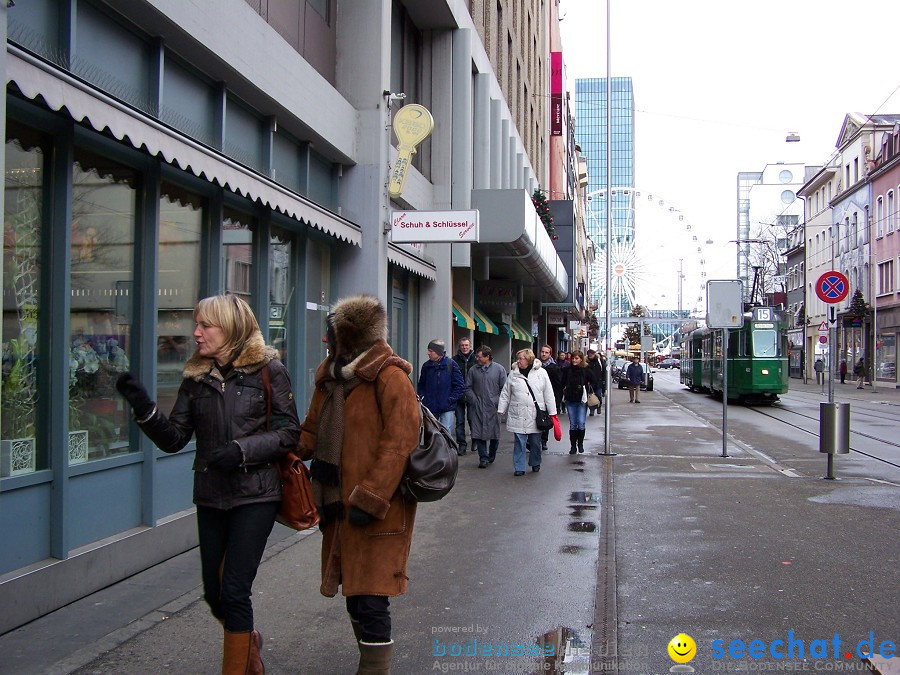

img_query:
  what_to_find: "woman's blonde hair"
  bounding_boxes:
[516,348,535,365]
[194,294,260,360]
[569,350,586,367]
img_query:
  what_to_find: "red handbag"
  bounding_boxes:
[261,366,320,531]
[551,414,562,442]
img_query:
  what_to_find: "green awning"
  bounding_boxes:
[452,300,475,330]
[511,320,532,342]
[472,306,500,335]
[500,321,531,342]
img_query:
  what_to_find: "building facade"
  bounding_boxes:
[574,76,634,328]
[0,0,587,632]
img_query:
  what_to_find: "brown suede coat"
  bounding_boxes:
[298,339,419,598]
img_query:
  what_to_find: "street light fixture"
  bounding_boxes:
[786,132,801,143]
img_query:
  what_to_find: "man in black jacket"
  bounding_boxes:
[586,349,606,415]
[452,337,476,454]
[539,344,563,450]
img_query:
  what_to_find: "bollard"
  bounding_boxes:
[819,402,850,479]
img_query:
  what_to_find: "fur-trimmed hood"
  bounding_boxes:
[182,330,277,381]
[329,294,388,358]
[315,339,412,386]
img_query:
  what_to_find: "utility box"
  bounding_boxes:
[819,402,850,454]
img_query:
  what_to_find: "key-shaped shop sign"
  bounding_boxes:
[388,104,434,199]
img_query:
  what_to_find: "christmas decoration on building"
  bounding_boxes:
[847,289,869,318]
[532,189,557,240]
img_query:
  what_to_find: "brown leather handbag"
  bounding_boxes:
[276,451,320,530]
[261,365,319,531]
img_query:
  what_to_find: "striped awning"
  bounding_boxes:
[501,321,532,342]
[452,300,475,330]
[472,307,500,335]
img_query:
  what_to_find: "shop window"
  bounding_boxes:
[308,149,336,211]
[268,229,294,368]
[156,183,204,415]
[2,125,46,477]
[222,208,254,299]
[224,97,265,173]
[304,237,331,402]
[73,1,154,114]
[7,0,61,66]
[160,54,219,149]
[69,147,137,463]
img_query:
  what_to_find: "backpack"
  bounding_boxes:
[374,375,459,502]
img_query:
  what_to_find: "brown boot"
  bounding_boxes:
[357,639,393,674]
[223,629,265,675]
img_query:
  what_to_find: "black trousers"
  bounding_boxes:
[197,501,278,632]
[347,595,392,642]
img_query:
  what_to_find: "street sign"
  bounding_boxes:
[819,336,828,344]
[815,271,849,304]
[818,321,828,332]
[706,280,744,328]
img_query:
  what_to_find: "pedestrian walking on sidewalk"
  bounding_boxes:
[814,358,825,385]
[417,339,465,440]
[453,338,477,454]
[625,356,643,403]
[498,348,557,475]
[561,351,598,454]
[538,345,563,450]
[115,294,300,675]
[465,345,507,468]
[298,295,420,674]
[585,349,605,415]
[840,359,847,384]
[854,358,866,388]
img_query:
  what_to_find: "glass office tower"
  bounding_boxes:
[575,77,635,319]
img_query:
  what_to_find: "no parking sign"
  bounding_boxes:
[815,271,849,304]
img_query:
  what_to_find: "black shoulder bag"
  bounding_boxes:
[522,377,554,431]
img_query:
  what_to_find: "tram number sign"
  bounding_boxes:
[815,271,849,304]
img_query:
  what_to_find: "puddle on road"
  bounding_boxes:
[567,521,597,533]
[568,505,597,518]
[569,491,601,504]
[559,544,585,554]
[538,626,591,673]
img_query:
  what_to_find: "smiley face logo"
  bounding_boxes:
[667,633,696,663]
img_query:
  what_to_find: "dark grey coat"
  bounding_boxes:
[138,331,300,510]
[465,361,507,440]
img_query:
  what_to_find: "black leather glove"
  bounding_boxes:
[207,441,243,471]
[348,506,374,526]
[115,373,155,420]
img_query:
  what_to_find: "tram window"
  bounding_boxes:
[752,329,778,357]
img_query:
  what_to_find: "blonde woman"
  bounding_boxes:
[498,348,557,475]
[116,294,299,674]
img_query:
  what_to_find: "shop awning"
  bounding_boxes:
[501,321,532,342]
[472,307,499,335]
[452,301,475,330]
[7,47,362,246]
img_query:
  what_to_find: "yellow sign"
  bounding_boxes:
[388,104,434,199]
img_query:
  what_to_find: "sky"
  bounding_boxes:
[558,0,900,304]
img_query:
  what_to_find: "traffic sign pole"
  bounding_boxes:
[815,271,849,480]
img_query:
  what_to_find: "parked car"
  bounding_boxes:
[610,358,629,383]
[657,358,680,369]
[616,362,654,391]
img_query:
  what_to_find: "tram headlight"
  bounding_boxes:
[761,369,770,375]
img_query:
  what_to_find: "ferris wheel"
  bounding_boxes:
[585,187,708,325]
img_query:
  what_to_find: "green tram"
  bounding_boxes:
[679,306,789,403]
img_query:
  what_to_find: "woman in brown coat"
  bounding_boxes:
[298,295,419,674]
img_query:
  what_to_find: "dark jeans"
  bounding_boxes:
[347,595,392,642]
[455,399,470,449]
[197,501,278,632]
[472,438,499,462]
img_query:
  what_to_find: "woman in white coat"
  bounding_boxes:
[498,348,557,475]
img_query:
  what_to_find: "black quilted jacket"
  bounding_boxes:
[138,332,300,509]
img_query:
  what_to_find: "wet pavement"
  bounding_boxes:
[0,377,897,674]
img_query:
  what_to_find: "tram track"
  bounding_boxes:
[744,403,900,469]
